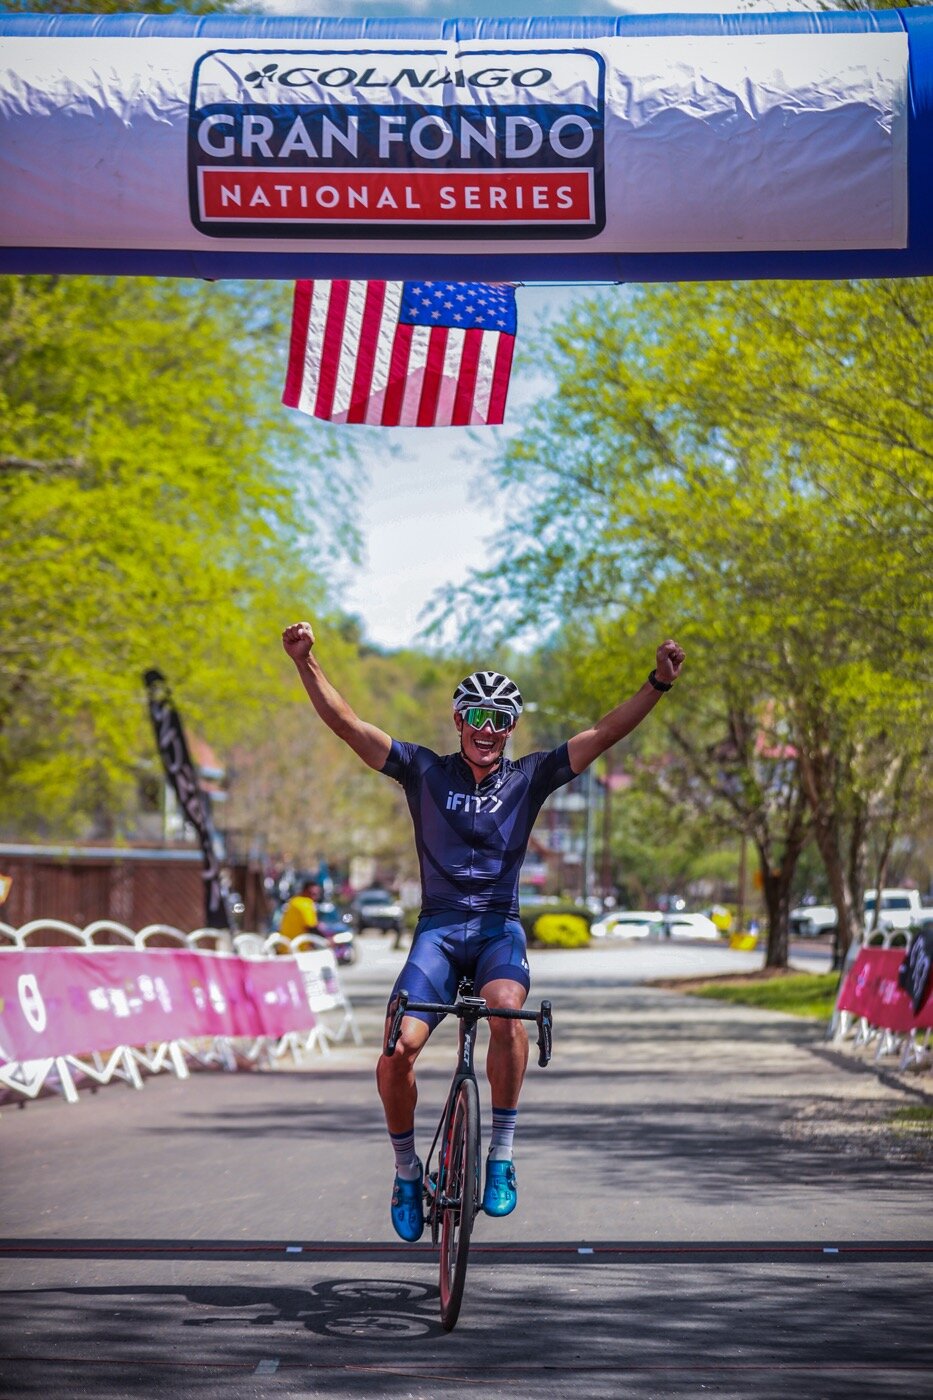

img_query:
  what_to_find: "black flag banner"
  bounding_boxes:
[143,669,231,931]
[898,928,933,1016]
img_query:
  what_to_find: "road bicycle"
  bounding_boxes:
[386,980,553,1331]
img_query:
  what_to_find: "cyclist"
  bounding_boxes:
[282,620,685,1241]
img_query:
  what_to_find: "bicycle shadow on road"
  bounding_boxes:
[3,1275,443,1339]
[182,1276,442,1338]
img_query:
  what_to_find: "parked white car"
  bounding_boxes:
[789,903,837,938]
[792,888,923,939]
[663,913,722,941]
[590,910,665,940]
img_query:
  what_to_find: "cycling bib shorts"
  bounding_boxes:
[389,912,531,1030]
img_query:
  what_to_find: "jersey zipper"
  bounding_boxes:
[467,777,480,910]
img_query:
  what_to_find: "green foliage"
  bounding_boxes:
[890,1106,933,1127]
[0,274,356,835]
[524,908,591,949]
[690,973,840,1021]
[444,276,932,958]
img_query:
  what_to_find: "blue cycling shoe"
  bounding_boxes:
[390,1161,424,1242]
[482,1157,517,1217]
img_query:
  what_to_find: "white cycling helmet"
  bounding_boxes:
[452,670,524,720]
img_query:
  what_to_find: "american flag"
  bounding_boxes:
[282,280,517,427]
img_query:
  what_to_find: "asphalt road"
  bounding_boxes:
[2,935,931,1399]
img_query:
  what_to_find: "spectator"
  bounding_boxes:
[278,877,320,943]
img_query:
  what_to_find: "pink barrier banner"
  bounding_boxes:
[0,948,315,1062]
[836,948,933,1034]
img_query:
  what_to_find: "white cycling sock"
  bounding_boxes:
[390,1127,420,1179]
[489,1106,517,1160]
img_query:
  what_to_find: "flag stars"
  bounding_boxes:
[399,280,515,335]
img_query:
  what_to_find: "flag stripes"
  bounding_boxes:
[283,279,516,428]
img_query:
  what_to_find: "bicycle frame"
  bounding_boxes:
[386,983,553,1237]
[386,981,553,1329]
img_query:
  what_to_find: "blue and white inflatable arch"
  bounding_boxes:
[1,9,931,281]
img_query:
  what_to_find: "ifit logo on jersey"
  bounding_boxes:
[445,791,503,813]
[188,47,605,240]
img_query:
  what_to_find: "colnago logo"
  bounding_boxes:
[188,47,605,241]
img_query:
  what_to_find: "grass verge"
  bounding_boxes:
[688,971,840,1020]
[890,1106,933,1135]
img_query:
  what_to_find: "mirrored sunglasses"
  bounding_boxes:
[463,706,513,733]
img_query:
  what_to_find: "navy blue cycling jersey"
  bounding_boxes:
[381,740,576,918]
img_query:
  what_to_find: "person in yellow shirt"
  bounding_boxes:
[278,877,320,944]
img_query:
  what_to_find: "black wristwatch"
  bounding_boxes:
[648,669,673,692]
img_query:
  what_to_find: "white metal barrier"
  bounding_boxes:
[0,920,363,1107]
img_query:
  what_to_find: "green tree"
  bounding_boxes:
[0,274,356,835]
[519,626,809,964]
[438,278,932,963]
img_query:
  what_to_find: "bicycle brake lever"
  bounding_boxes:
[386,990,409,1055]
[537,1000,552,1068]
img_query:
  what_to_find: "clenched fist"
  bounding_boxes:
[655,639,685,685]
[282,621,315,663]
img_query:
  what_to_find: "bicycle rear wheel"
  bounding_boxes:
[438,1077,480,1331]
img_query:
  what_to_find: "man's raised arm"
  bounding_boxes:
[566,639,685,775]
[282,621,392,772]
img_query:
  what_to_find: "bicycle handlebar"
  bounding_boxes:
[386,990,553,1067]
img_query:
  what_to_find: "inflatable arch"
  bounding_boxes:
[1,9,932,281]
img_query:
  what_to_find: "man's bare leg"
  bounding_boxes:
[481,977,530,1107]
[478,977,528,1216]
[377,1013,431,1134]
[378,1013,432,1242]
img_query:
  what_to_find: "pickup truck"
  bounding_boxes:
[864,888,923,932]
[790,888,923,938]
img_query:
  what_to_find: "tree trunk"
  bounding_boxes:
[847,799,868,944]
[795,726,861,970]
[814,821,859,971]
[867,755,910,932]
[761,865,791,968]
[757,796,808,969]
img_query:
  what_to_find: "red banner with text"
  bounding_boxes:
[836,948,933,1034]
[0,948,315,1062]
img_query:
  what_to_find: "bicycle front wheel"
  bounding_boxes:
[439,1077,480,1331]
